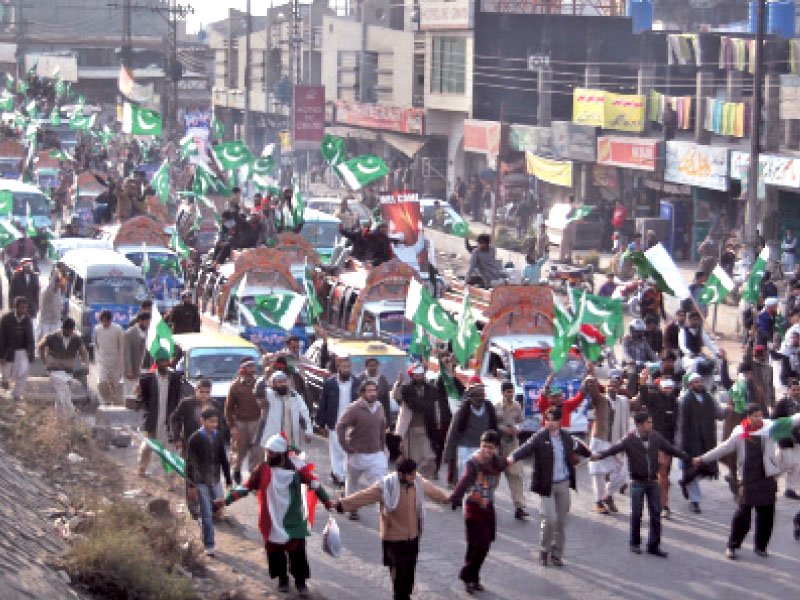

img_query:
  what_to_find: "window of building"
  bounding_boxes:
[430,37,465,95]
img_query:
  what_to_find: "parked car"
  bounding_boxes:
[545,203,606,252]
[419,197,466,234]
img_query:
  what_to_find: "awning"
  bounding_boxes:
[325,125,426,158]
[381,132,426,158]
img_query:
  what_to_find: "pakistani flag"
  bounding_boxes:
[451,220,470,239]
[49,107,61,126]
[742,247,769,305]
[193,162,229,196]
[0,190,13,217]
[241,291,306,331]
[170,229,190,259]
[97,126,113,146]
[151,159,170,203]
[335,155,389,191]
[179,134,199,159]
[577,323,605,362]
[211,116,224,140]
[4,73,13,90]
[25,99,36,117]
[49,149,72,162]
[452,292,481,367]
[320,134,346,166]
[0,220,21,248]
[639,243,691,299]
[251,156,275,176]
[144,437,186,479]
[699,265,735,305]
[146,304,175,358]
[69,112,94,132]
[409,324,432,361]
[729,374,748,414]
[122,103,162,136]
[24,202,36,237]
[569,287,624,343]
[16,79,28,94]
[551,297,585,372]
[304,271,322,324]
[404,278,456,342]
[213,140,252,170]
[54,78,65,99]
[0,92,13,111]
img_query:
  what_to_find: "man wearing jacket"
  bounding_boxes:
[137,348,182,478]
[316,353,359,487]
[773,380,800,500]
[122,312,151,399]
[224,357,262,484]
[592,411,689,557]
[393,364,439,478]
[508,406,591,567]
[256,371,312,451]
[0,296,36,400]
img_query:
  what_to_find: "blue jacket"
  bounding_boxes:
[316,375,359,430]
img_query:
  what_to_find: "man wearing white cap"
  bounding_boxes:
[258,371,312,452]
[635,373,680,518]
[756,297,780,348]
[394,363,438,478]
[316,352,359,486]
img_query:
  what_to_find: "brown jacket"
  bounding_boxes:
[340,477,449,541]
[225,376,261,424]
[335,398,386,454]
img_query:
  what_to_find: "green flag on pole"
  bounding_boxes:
[452,292,481,367]
[409,324,432,361]
[569,287,624,344]
[699,264,735,305]
[211,117,224,140]
[335,155,389,191]
[742,247,769,305]
[404,278,456,342]
[151,159,170,204]
[146,304,175,358]
[320,133,346,166]
[240,291,307,331]
[122,102,162,136]
[144,437,186,479]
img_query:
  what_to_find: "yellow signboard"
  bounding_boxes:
[572,88,645,132]
[526,152,573,188]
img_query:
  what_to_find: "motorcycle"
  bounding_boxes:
[613,279,643,317]
[548,262,594,295]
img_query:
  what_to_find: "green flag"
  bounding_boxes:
[146,304,175,358]
[409,324,432,361]
[742,247,769,305]
[122,102,162,136]
[144,437,186,479]
[729,374,748,414]
[0,190,12,216]
[4,73,13,91]
[151,159,170,204]
[170,229,189,259]
[0,92,13,111]
[699,264,735,305]
[0,220,21,248]
[623,249,675,297]
[24,201,36,237]
[551,296,585,372]
[251,156,275,176]
[335,155,389,191]
[240,290,306,331]
[16,79,28,94]
[404,278,456,341]
[25,99,36,117]
[69,112,94,132]
[569,287,624,343]
[211,117,224,140]
[452,292,481,367]
[304,271,322,324]
[54,78,65,98]
[193,162,229,196]
[49,149,72,162]
[179,134,199,159]
[49,107,61,126]
[320,133,346,166]
[451,220,470,238]
[213,140,252,170]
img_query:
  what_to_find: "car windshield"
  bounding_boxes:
[126,252,182,277]
[379,311,413,335]
[13,192,50,216]
[349,354,406,384]
[86,277,148,305]
[188,348,260,380]
[514,356,586,385]
[300,221,339,248]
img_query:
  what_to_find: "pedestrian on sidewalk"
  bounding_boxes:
[38,317,88,418]
[694,403,800,559]
[495,382,528,520]
[226,434,333,597]
[450,429,507,594]
[0,297,36,400]
[137,348,182,480]
[336,458,450,600]
[186,406,232,557]
[508,406,592,567]
[316,352,359,487]
[335,380,388,520]
[94,309,124,405]
[591,411,689,557]
[123,312,151,399]
[224,357,263,484]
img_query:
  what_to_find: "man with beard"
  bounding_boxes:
[678,372,729,513]
[443,378,499,480]
[663,309,687,357]
[355,357,392,424]
[224,358,262,484]
[316,353,359,487]
[257,371,312,452]
[394,364,438,478]
[168,291,201,334]
[433,352,464,479]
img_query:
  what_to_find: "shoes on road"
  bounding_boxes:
[629,545,642,554]
[465,581,478,594]
[473,582,486,591]
[689,502,701,514]
[785,489,800,500]
[550,556,563,567]
[604,496,619,513]
[277,577,290,593]
[753,548,769,558]
[725,547,737,560]
[660,506,671,519]
[594,501,610,515]
[514,507,528,521]
[539,551,549,566]
[647,547,668,558]
[296,581,309,597]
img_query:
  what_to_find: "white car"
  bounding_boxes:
[306,196,372,224]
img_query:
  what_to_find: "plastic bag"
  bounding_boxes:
[321,515,342,558]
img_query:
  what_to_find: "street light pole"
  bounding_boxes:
[745,0,766,264]
[243,0,252,147]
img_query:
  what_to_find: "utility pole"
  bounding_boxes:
[243,0,252,147]
[15,0,24,79]
[745,0,766,265]
[122,0,132,67]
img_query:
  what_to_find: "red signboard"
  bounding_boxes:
[463,119,501,155]
[292,85,325,150]
[596,136,661,171]
[335,101,425,135]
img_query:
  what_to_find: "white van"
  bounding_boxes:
[0,179,54,232]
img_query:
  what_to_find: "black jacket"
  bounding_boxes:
[399,381,439,443]
[186,427,232,487]
[511,428,591,497]
[138,370,183,437]
[597,430,688,482]
[8,271,40,317]
[169,302,201,335]
[0,312,35,362]
[637,385,679,442]
[170,397,226,447]
[316,375,360,430]
[435,374,465,427]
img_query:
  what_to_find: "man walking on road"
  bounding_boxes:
[335,380,388,520]
[773,380,800,500]
[316,353,359,487]
[38,271,64,339]
[495,382,528,520]
[591,411,689,557]
[356,357,392,423]
[444,378,498,479]
[256,371,312,452]
[336,458,450,600]
[94,309,124,405]
[509,407,592,567]
[394,364,438,478]
[168,291,201,334]
[0,297,36,400]
[225,357,262,484]
[38,317,88,418]
[8,259,40,320]
[123,312,151,399]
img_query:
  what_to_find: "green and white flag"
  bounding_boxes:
[409,324,432,361]
[742,247,769,305]
[241,290,306,331]
[729,374,748,414]
[179,134,199,159]
[146,304,175,358]
[213,140,252,170]
[569,287,624,343]
[303,270,322,324]
[699,265,735,305]
[0,92,13,111]
[144,437,186,479]
[193,162,229,196]
[25,99,36,117]
[170,230,190,259]
[151,159,170,204]
[335,155,389,191]
[251,156,275,176]
[452,292,481,367]
[566,205,594,223]
[54,78,65,98]
[49,107,61,126]
[0,220,21,248]
[320,133,346,166]
[451,220,470,239]
[24,202,36,237]
[16,79,28,94]
[0,190,12,216]
[4,73,13,91]
[122,102,162,136]
[69,112,94,132]
[643,243,691,299]
[551,296,585,373]
[211,116,224,140]
[404,278,456,342]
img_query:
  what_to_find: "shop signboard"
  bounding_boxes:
[335,100,425,135]
[760,154,800,188]
[664,141,729,191]
[419,0,474,30]
[509,124,551,155]
[552,121,596,162]
[525,151,573,188]
[292,85,325,150]
[572,88,605,128]
[464,119,501,156]
[596,136,660,171]
[573,89,645,132]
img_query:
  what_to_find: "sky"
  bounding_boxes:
[187,1,267,33]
